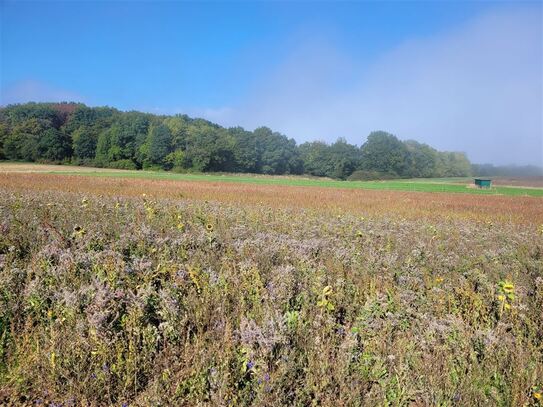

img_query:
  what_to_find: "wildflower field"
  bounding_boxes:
[0,171,542,406]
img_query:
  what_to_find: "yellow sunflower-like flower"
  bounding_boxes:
[502,283,514,293]
[73,225,86,238]
[322,285,333,296]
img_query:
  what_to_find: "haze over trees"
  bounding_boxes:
[0,102,477,179]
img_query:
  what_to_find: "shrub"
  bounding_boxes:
[107,159,137,170]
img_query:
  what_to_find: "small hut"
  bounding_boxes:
[474,178,492,189]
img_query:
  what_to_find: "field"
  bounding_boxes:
[0,165,542,406]
[2,162,543,197]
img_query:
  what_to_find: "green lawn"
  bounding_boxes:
[46,170,543,197]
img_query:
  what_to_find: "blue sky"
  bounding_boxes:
[1,1,542,165]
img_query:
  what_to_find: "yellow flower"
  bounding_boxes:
[317,286,335,311]
[205,223,214,232]
[504,303,511,310]
[534,392,542,400]
[322,286,333,296]
[73,225,86,238]
[435,277,444,284]
[497,295,505,302]
[502,283,514,293]
[50,351,56,369]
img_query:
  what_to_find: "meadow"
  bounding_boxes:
[0,167,542,406]
[2,162,543,197]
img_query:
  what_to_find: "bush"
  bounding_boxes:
[142,163,165,172]
[171,166,189,173]
[71,158,96,167]
[107,159,137,170]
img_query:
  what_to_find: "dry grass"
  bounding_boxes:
[1,172,542,225]
[0,162,129,173]
[0,172,542,406]
[491,177,543,188]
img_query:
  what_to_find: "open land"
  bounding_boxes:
[0,163,542,406]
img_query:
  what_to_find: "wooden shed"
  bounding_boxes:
[474,178,492,189]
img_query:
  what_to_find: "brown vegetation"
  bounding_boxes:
[1,172,542,225]
[0,173,542,406]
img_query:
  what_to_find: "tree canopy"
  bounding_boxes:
[0,102,475,179]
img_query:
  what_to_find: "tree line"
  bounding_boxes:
[471,163,542,178]
[0,102,473,179]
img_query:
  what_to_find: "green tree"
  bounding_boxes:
[360,131,409,176]
[254,127,302,175]
[72,126,99,159]
[229,127,259,173]
[3,132,39,161]
[438,151,471,177]
[299,141,331,177]
[95,130,111,166]
[327,138,361,179]
[299,139,360,179]
[0,121,8,159]
[37,128,72,161]
[164,149,187,170]
[145,123,172,167]
[164,115,190,150]
[403,140,439,178]
[3,103,62,129]
[182,120,235,172]
[0,102,473,178]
